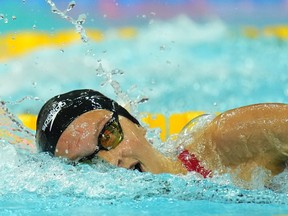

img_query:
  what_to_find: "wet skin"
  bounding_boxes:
[183,103,288,183]
[54,103,288,186]
[55,109,186,174]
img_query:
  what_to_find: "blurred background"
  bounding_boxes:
[1,0,288,116]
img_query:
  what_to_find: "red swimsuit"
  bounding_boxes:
[178,150,212,178]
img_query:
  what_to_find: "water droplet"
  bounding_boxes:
[76,14,86,25]
[96,63,105,76]
[51,5,59,14]
[111,69,124,75]
[0,14,4,20]
[46,0,55,7]
[60,49,64,53]
[138,97,149,104]
[32,81,37,86]
[80,34,89,43]
[32,24,36,29]
[46,1,89,43]
[4,18,8,24]
[12,16,16,20]
[159,45,166,50]
[67,1,76,12]
[86,48,92,54]
[149,19,154,25]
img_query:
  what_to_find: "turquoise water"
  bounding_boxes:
[1,141,288,215]
[1,1,288,215]
[2,17,288,115]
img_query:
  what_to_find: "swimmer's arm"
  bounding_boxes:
[187,103,288,173]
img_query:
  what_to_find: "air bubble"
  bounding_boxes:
[0,14,4,20]
[12,16,16,20]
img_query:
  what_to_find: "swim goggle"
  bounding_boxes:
[79,111,124,162]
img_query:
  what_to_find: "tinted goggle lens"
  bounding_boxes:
[98,117,123,150]
[78,114,123,163]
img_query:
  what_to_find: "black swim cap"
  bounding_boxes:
[36,89,140,155]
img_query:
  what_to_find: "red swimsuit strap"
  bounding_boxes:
[178,149,212,178]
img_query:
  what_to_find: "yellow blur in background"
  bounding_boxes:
[9,24,288,140]
[0,27,135,62]
[2,25,288,62]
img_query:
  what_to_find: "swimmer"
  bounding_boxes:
[36,89,288,186]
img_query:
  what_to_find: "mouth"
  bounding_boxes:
[130,162,143,172]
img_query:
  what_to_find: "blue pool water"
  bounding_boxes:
[1,1,288,215]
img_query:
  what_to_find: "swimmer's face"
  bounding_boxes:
[55,109,161,173]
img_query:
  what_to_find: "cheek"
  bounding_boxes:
[119,132,147,158]
[97,150,118,166]
[124,127,146,146]
[119,140,135,155]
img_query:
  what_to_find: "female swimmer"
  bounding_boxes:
[36,89,288,186]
